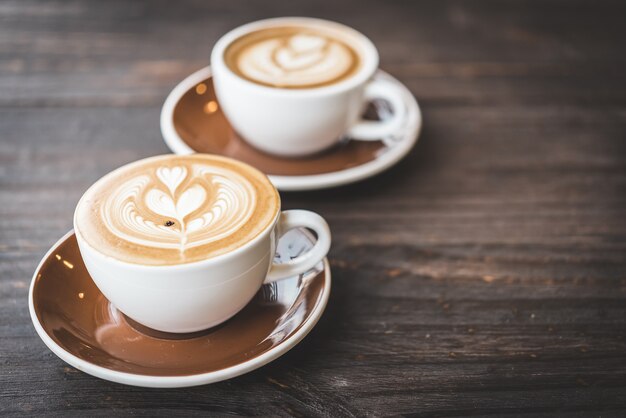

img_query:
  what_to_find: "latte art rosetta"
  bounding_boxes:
[226,28,361,88]
[103,165,256,253]
[75,155,280,266]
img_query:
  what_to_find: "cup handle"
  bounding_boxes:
[264,210,331,283]
[347,78,407,141]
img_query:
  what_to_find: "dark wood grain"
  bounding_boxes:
[1,0,625,416]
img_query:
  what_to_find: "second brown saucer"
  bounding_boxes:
[161,67,422,191]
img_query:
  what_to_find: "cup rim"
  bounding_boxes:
[73,154,282,271]
[210,16,380,96]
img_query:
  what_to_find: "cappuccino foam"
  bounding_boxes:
[75,155,280,266]
[224,26,361,89]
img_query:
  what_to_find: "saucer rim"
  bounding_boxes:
[160,66,422,191]
[29,229,331,388]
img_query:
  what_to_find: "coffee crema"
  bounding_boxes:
[75,155,280,266]
[224,26,361,89]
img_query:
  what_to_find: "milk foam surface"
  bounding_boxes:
[75,155,280,266]
[225,26,361,88]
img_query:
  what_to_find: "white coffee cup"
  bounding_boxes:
[211,17,407,157]
[74,172,331,334]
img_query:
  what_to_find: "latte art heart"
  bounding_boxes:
[225,27,361,88]
[102,166,256,253]
[75,155,280,266]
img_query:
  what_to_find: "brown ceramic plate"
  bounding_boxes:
[161,67,421,191]
[29,229,330,388]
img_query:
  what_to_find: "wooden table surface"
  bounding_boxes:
[2,0,625,416]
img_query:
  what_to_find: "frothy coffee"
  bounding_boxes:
[75,155,280,266]
[224,26,361,89]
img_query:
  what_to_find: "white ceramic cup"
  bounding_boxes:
[74,178,331,334]
[211,17,407,157]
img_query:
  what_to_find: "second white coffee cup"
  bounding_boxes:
[211,17,407,157]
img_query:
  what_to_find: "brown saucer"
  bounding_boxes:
[161,67,421,191]
[29,229,330,387]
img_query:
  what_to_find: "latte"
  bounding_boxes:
[74,154,280,266]
[224,26,361,89]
